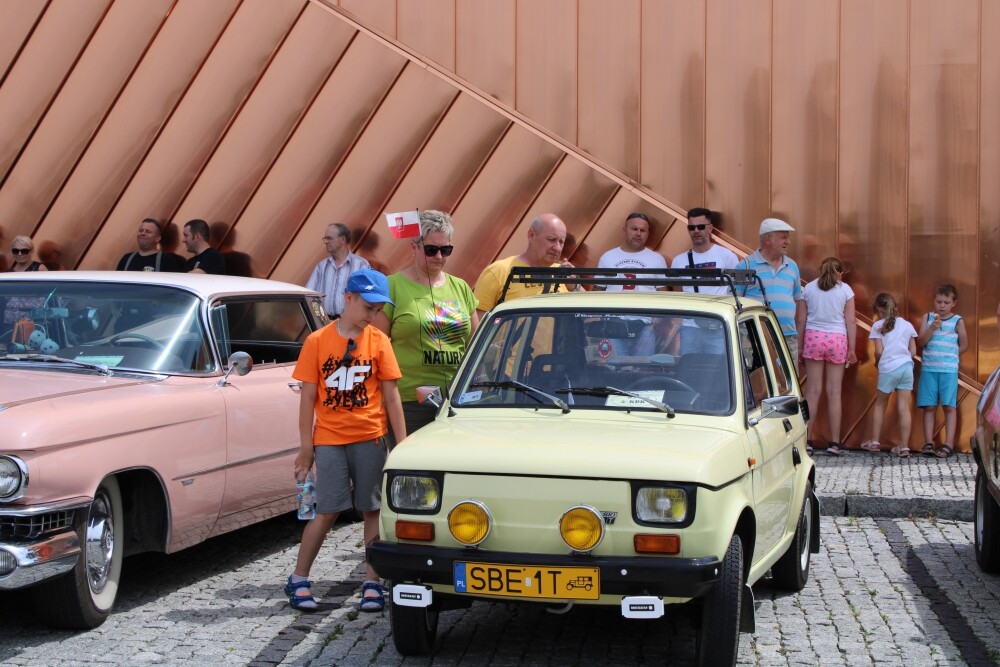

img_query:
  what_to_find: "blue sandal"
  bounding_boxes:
[284,576,317,610]
[359,580,386,612]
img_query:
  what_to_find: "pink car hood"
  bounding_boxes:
[0,368,158,409]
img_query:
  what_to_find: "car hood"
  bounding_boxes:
[387,411,751,488]
[0,367,159,409]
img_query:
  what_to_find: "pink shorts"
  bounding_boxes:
[802,329,848,364]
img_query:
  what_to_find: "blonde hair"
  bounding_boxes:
[817,256,844,291]
[872,292,898,333]
[11,235,33,252]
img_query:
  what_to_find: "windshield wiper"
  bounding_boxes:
[554,385,675,418]
[0,353,112,376]
[470,380,570,414]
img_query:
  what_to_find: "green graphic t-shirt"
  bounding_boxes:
[384,273,478,401]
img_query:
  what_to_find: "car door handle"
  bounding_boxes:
[782,418,792,433]
[288,381,302,393]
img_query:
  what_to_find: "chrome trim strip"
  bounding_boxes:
[0,497,90,516]
[0,529,80,590]
[171,447,298,481]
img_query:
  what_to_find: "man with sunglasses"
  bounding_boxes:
[306,222,370,318]
[670,208,739,354]
[286,267,407,614]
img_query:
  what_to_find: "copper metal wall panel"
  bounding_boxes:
[235,32,406,278]
[640,0,705,210]
[0,0,47,83]
[981,0,1000,379]
[838,0,909,312]
[273,63,457,285]
[514,0,577,144]
[577,0,640,179]
[74,0,241,269]
[79,0,303,270]
[0,0,109,185]
[450,125,564,284]
[397,0,455,71]
[455,0,515,105]
[338,0,396,37]
[704,0,771,244]
[377,93,510,272]
[908,0,980,378]
[172,5,352,233]
[771,0,838,284]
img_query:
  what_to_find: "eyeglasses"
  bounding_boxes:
[687,224,709,231]
[11,248,30,255]
[419,243,454,257]
[341,338,357,367]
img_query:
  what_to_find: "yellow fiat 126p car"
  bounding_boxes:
[368,268,819,666]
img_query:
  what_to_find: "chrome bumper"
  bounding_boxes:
[0,528,81,589]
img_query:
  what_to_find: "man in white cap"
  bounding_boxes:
[737,218,804,360]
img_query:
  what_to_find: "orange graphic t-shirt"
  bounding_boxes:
[293,323,402,445]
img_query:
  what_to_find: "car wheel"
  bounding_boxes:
[770,481,813,591]
[390,592,439,656]
[974,468,1000,573]
[33,476,124,629]
[696,534,743,667]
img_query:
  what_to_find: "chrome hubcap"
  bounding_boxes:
[799,497,812,570]
[85,492,115,594]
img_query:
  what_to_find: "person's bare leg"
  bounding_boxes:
[896,389,912,447]
[294,512,340,577]
[362,510,381,581]
[825,361,845,443]
[804,358,825,441]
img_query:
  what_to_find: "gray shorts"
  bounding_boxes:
[314,438,387,514]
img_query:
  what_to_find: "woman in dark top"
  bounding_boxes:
[8,236,47,273]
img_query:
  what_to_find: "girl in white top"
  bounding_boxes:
[861,293,918,457]
[796,257,856,455]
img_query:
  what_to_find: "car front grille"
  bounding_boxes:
[0,511,76,540]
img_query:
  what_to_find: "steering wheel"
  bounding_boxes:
[108,332,166,350]
[628,375,697,394]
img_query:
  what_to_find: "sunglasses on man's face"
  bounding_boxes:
[11,248,30,255]
[419,243,454,257]
[341,338,357,367]
[687,224,709,232]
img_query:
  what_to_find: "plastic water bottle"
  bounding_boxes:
[297,471,316,521]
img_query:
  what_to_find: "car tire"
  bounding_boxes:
[390,592,439,656]
[770,481,813,591]
[33,476,124,629]
[696,534,743,667]
[974,468,1000,573]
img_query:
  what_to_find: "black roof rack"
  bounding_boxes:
[497,267,769,312]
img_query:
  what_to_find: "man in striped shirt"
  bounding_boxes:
[737,218,804,362]
[306,223,371,319]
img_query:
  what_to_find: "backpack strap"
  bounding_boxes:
[688,250,699,293]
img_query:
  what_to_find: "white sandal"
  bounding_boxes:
[859,440,881,452]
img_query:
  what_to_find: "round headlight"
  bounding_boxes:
[559,505,604,552]
[448,500,491,546]
[0,456,27,501]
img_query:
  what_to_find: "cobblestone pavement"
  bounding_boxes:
[1,513,998,666]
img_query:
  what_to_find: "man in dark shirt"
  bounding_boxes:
[182,219,226,275]
[116,218,181,272]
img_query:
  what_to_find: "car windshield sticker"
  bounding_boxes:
[458,390,482,404]
[606,391,663,407]
[597,338,613,359]
[75,355,125,366]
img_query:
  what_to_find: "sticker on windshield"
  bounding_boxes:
[74,355,124,366]
[606,391,663,407]
[457,390,483,404]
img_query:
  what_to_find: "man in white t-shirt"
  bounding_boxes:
[670,207,739,354]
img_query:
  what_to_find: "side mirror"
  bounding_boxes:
[748,395,800,426]
[416,385,443,408]
[217,351,253,387]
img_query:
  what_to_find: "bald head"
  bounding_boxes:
[525,213,567,266]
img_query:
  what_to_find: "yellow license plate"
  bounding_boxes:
[453,562,600,600]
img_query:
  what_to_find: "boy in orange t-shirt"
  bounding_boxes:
[285,268,407,612]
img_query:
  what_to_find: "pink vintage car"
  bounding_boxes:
[0,272,328,628]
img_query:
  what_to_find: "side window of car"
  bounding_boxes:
[738,318,773,410]
[760,317,791,395]
[211,299,313,366]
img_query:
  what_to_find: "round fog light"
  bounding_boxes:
[448,500,491,546]
[559,506,604,552]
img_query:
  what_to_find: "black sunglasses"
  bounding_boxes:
[687,224,709,231]
[419,243,454,257]
[341,338,357,367]
[11,248,30,255]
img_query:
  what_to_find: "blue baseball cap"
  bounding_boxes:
[345,267,394,306]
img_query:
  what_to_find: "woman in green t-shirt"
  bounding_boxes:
[374,210,479,438]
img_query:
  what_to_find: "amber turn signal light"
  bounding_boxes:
[395,520,434,541]
[634,533,680,554]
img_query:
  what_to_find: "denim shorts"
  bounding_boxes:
[314,438,387,514]
[916,370,958,408]
[877,362,913,393]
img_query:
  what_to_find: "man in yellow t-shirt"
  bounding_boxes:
[474,212,577,318]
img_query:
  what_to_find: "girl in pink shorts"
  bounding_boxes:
[797,257,857,455]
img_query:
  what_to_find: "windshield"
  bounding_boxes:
[454,310,734,415]
[1,281,213,374]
